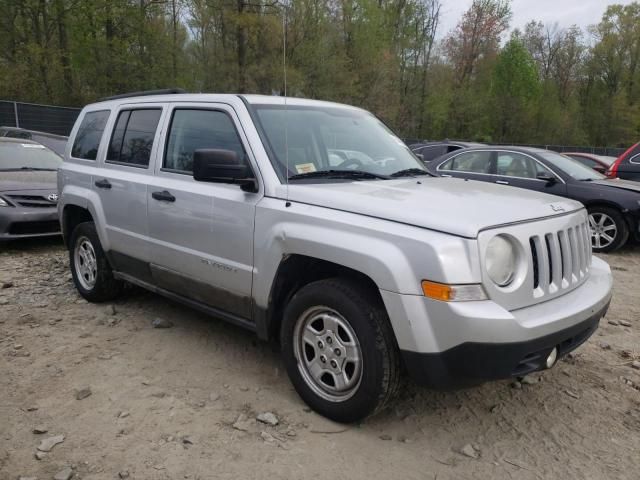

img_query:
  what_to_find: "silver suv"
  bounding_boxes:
[58,92,613,422]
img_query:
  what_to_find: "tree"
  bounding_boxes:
[491,37,539,141]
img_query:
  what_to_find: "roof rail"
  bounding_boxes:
[98,88,187,102]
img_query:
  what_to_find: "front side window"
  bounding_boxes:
[441,151,492,174]
[252,105,426,181]
[71,110,110,160]
[163,109,246,173]
[107,109,161,167]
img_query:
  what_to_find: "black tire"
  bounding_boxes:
[69,221,123,302]
[280,278,401,423]
[588,206,629,253]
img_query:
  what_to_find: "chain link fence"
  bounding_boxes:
[0,100,80,136]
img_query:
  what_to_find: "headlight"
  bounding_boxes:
[486,235,517,287]
[0,197,9,207]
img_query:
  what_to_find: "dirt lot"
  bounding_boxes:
[1,239,639,480]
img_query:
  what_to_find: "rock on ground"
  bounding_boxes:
[37,434,65,452]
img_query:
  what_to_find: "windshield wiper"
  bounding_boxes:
[389,168,431,178]
[288,169,390,181]
[0,167,57,172]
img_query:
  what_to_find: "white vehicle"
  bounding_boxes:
[58,91,613,422]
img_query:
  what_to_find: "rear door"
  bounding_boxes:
[494,151,566,196]
[93,104,164,277]
[146,103,261,321]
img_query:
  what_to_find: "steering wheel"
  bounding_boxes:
[339,157,364,170]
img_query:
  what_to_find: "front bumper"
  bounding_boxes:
[0,207,61,240]
[402,302,606,388]
[380,256,612,388]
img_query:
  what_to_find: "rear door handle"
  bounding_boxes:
[496,180,509,185]
[151,190,176,202]
[94,179,112,189]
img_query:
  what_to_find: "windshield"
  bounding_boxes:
[0,141,63,170]
[538,151,605,181]
[252,105,426,181]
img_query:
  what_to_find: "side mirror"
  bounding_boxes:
[415,153,425,162]
[193,149,258,193]
[536,173,557,184]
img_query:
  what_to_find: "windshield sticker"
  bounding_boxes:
[22,144,46,149]
[295,163,317,174]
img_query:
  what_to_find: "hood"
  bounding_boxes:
[0,171,57,192]
[591,178,640,194]
[282,177,583,238]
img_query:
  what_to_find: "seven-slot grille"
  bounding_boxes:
[6,194,57,208]
[529,220,591,298]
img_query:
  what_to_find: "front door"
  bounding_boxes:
[147,104,261,321]
[494,151,566,196]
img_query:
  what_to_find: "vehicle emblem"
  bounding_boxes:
[48,193,59,202]
[550,204,564,212]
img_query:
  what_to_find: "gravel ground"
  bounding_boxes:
[1,238,639,480]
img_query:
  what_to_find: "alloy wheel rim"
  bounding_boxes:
[293,306,363,402]
[74,236,97,290]
[589,213,617,249]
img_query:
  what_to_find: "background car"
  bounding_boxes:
[426,146,640,252]
[0,138,62,240]
[606,141,640,180]
[0,126,68,157]
[409,140,484,162]
[563,152,616,175]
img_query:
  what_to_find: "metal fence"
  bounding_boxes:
[0,100,80,136]
[404,138,627,158]
[493,143,626,158]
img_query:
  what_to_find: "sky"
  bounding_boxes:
[437,0,637,37]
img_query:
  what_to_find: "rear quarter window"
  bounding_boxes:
[71,110,110,160]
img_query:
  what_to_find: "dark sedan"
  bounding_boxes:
[426,146,640,252]
[0,138,62,240]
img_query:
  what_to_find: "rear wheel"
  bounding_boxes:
[280,278,401,423]
[587,206,628,253]
[69,222,123,302]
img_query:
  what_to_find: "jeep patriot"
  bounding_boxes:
[58,91,613,422]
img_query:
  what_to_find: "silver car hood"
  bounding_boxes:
[0,171,57,192]
[282,177,583,238]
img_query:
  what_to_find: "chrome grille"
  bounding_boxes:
[6,194,56,208]
[529,220,591,298]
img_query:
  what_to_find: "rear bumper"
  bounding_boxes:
[401,302,606,388]
[0,207,60,240]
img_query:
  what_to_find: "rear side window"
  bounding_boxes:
[106,109,161,167]
[71,110,110,160]
[441,151,492,173]
[163,109,245,173]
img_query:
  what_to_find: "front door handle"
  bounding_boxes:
[496,180,509,185]
[95,179,112,189]
[151,190,176,202]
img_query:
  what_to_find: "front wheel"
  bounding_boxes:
[69,221,123,302]
[280,278,401,423]
[588,206,629,253]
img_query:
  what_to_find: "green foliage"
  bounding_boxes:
[0,0,639,148]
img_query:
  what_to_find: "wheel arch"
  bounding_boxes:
[255,254,384,342]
